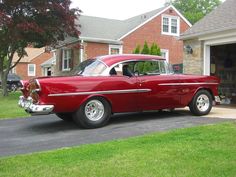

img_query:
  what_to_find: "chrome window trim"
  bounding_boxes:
[81,59,108,76]
[35,79,42,91]
[48,89,152,97]
[104,59,168,76]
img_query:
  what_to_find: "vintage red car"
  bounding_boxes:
[19,54,220,128]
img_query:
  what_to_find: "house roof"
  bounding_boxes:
[180,0,236,40]
[75,5,191,43]
[13,47,45,63]
[41,57,54,67]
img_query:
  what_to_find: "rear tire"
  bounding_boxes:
[56,113,73,121]
[73,97,111,129]
[189,90,213,116]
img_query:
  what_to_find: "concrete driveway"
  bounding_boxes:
[177,106,236,119]
[0,110,233,158]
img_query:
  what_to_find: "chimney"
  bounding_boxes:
[164,0,172,6]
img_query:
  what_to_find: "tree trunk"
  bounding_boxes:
[1,71,8,96]
[0,55,9,97]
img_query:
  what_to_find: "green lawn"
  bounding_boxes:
[0,122,236,177]
[0,91,28,119]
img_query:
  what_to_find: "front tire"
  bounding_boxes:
[189,90,213,116]
[73,97,111,129]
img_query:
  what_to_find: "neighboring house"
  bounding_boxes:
[180,0,236,104]
[54,5,191,76]
[12,47,54,80]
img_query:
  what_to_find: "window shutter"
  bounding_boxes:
[59,49,63,71]
[70,49,74,69]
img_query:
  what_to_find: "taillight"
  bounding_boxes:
[29,79,41,104]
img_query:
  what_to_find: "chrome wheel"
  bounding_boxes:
[196,94,210,112]
[73,97,111,128]
[189,90,213,116]
[85,100,105,121]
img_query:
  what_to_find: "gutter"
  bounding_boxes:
[56,36,122,49]
[180,26,236,40]
[80,36,123,44]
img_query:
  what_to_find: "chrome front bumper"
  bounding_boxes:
[18,96,54,115]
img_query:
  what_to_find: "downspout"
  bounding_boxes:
[80,40,84,63]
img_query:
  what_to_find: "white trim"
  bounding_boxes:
[204,35,236,46]
[109,45,123,55]
[203,44,210,76]
[161,49,169,62]
[203,35,236,76]
[161,15,180,36]
[199,30,236,41]
[80,36,122,44]
[118,5,192,40]
[28,64,36,76]
[159,82,218,86]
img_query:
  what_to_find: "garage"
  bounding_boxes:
[210,44,236,105]
[181,0,236,106]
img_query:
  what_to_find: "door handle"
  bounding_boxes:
[140,80,146,83]
[139,80,146,86]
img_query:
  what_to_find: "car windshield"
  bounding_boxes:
[7,74,21,80]
[75,59,107,76]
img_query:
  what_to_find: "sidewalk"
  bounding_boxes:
[176,105,236,119]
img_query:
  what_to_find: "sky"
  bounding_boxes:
[71,0,167,20]
[71,0,226,20]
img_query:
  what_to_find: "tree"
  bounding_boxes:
[134,42,161,56]
[0,0,80,96]
[133,45,141,54]
[133,42,161,74]
[172,0,221,24]
[150,43,161,56]
[141,41,150,54]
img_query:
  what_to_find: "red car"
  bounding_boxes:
[19,54,220,128]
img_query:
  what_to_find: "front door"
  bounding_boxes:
[133,60,181,110]
[137,75,181,110]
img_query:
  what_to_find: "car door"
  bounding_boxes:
[134,60,182,111]
[98,64,140,113]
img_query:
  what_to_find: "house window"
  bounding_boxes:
[28,64,36,76]
[161,49,169,62]
[62,49,72,71]
[109,45,123,55]
[162,15,179,36]
[163,17,169,33]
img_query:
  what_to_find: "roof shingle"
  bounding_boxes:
[180,0,236,39]
[76,7,166,40]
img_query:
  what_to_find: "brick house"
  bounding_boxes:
[54,5,191,76]
[180,0,236,104]
[12,47,54,80]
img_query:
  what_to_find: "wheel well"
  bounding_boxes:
[188,88,214,107]
[196,88,214,100]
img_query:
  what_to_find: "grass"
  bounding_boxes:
[0,122,236,177]
[0,91,28,119]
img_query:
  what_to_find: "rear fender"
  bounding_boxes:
[79,94,113,113]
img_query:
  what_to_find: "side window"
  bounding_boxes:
[110,63,135,77]
[134,60,166,76]
[159,61,166,74]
